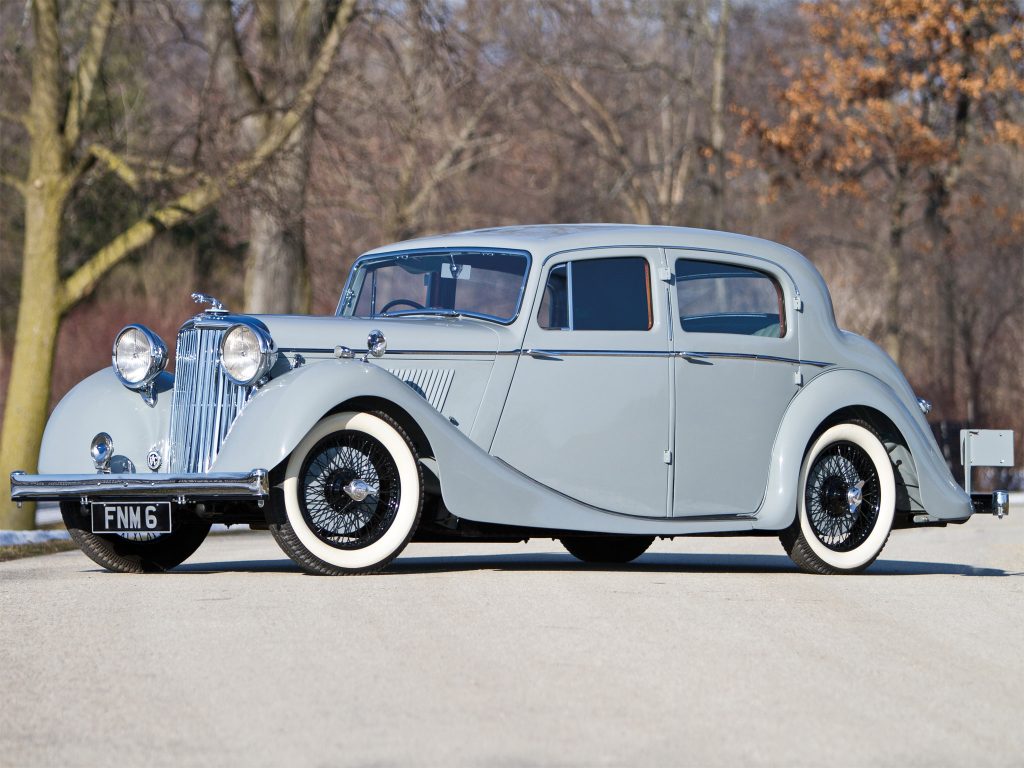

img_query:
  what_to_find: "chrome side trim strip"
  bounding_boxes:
[525,348,673,358]
[524,349,833,367]
[279,347,833,367]
[9,469,270,502]
[677,351,833,367]
[279,347,512,357]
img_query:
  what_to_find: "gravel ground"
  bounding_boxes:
[1,501,1021,767]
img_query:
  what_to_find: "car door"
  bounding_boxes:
[669,250,802,516]
[491,248,672,518]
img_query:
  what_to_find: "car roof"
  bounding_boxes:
[357,223,837,333]
[360,224,813,278]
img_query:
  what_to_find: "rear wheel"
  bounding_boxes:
[781,421,896,574]
[560,535,655,564]
[60,502,210,573]
[268,411,423,575]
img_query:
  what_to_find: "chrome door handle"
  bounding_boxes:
[524,349,562,360]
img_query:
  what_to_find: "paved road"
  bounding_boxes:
[2,504,1022,767]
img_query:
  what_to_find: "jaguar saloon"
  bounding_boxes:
[10,225,1014,574]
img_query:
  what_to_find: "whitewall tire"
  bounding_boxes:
[782,421,896,574]
[269,411,423,575]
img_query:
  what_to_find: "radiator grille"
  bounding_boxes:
[168,325,251,473]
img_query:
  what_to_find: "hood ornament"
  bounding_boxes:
[191,292,226,312]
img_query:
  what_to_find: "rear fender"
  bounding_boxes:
[754,368,971,530]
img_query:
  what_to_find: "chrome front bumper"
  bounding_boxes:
[9,469,269,504]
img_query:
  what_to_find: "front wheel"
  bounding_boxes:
[268,411,423,575]
[781,421,896,574]
[560,535,655,564]
[60,502,210,573]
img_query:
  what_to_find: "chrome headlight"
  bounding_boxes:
[112,325,167,389]
[219,323,276,386]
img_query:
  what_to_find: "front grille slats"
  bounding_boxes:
[168,324,251,473]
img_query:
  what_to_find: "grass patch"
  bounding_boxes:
[0,539,78,562]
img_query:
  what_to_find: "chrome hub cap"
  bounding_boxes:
[343,479,372,502]
[846,481,865,515]
[805,441,881,552]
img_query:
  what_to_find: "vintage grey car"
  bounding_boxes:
[10,225,1015,575]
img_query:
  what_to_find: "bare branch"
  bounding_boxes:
[404,91,501,221]
[546,71,652,223]
[204,0,266,117]
[0,110,28,129]
[64,0,117,152]
[88,144,139,190]
[60,0,358,311]
[86,144,201,192]
[0,172,26,196]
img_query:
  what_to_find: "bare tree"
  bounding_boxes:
[204,0,346,315]
[0,0,356,529]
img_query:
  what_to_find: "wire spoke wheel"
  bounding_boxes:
[782,421,896,574]
[298,430,401,550]
[271,411,423,575]
[804,441,881,552]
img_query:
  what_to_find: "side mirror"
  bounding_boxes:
[367,329,387,358]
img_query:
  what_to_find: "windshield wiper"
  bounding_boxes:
[379,308,464,319]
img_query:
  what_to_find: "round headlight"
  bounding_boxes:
[219,323,276,386]
[112,325,167,389]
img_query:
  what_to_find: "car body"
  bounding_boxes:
[10,225,1014,574]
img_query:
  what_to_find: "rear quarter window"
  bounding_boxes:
[675,259,786,337]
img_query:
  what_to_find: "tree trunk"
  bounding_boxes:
[708,0,730,231]
[925,172,957,414]
[882,169,908,364]
[0,0,353,527]
[0,0,66,528]
[0,186,65,528]
[244,114,314,314]
[242,0,324,315]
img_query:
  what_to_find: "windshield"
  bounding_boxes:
[338,250,530,323]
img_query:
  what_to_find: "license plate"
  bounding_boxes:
[91,502,172,534]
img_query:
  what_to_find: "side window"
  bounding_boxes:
[538,257,653,331]
[675,258,786,337]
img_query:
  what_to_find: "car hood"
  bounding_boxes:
[251,314,506,355]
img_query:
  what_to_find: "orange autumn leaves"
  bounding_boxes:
[749,0,1024,196]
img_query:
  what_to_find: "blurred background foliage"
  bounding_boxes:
[0,0,1022,507]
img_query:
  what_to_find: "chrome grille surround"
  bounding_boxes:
[168,318,253,473]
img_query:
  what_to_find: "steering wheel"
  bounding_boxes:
[380,298,425,314]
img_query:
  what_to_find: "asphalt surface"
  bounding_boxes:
[2,502,1022,767]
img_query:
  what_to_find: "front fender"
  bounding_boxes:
[754,368,971,530]
[212,360,456,474]
[38,369,174,474]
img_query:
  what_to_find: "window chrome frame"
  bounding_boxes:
[336,247,534,326]
[536,255,655,332]
[672,255,793,341]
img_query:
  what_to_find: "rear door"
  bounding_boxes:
[491,248,672,518]
[669,251,802,516]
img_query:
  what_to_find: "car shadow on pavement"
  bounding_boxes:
[170,552,1011,577]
